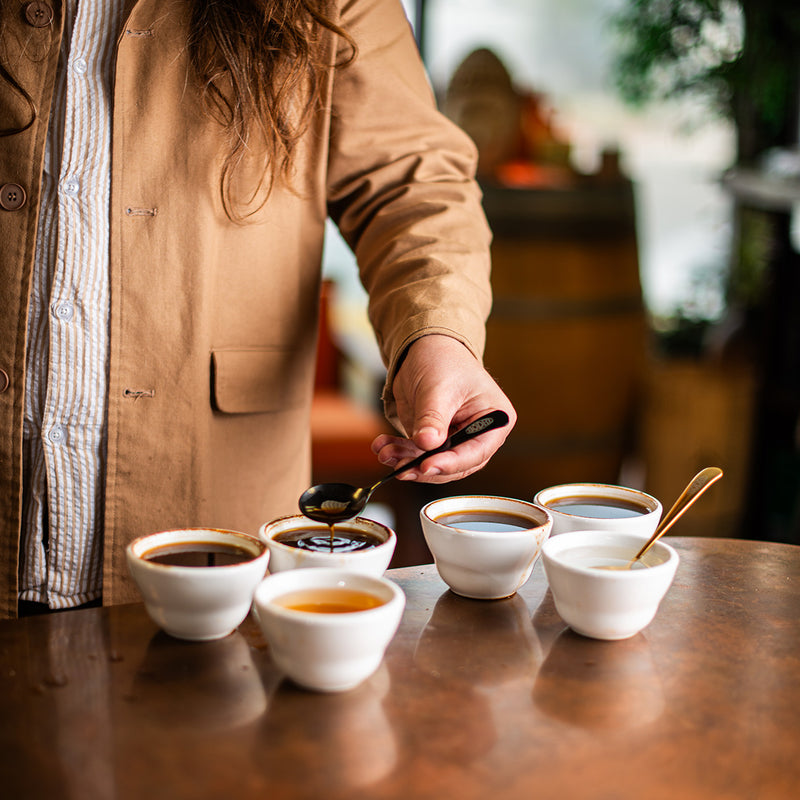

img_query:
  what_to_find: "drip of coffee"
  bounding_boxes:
[274,528,383,553]
[143,541,255,567]
[433,510,534,533]
[274,587,386,613]
[546,496,648,519]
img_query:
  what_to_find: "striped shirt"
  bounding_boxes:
[20,0,126,608]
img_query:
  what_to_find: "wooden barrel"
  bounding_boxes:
[639,357,755,538]
[460,179,648,501]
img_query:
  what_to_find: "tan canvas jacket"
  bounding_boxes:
[0,0,492,616]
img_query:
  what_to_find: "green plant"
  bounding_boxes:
[612,1,800,164]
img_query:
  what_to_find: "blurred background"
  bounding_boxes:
[314,0,800,562]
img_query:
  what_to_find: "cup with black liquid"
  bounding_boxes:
[126,528,270,641]
[533,483,662,539]
[258,514,396,576]
[419,495,552,599]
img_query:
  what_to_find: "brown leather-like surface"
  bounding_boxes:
[1,537,798,799]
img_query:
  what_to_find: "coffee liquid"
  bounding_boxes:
[274,587,385,613]
[143,542,254,567]
[274,528,383,553]
[433,510,534,533]
[547,496,648,519]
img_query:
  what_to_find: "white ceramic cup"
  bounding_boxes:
[253,568,405,692]
[258,515,396,576]
[419,495,552,600]
[533,483,662,538]
[541,530,679,640]
[126,528,269,641]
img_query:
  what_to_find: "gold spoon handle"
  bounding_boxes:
[632,466,723,562]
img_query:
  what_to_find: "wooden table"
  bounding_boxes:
[1,537,798,799]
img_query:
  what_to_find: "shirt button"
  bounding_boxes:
[0,183,26,210]
[62,178,80,196]
[24,1,54,28]
[53,302,74,322]
[48,425,65,445]
[72,58,88,75]
[0,370,9,394]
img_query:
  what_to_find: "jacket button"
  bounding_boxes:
[24,1,54,27]
[0,183,26,210]
[0,370,9,394]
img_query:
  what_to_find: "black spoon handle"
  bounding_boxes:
[373,410,510,488]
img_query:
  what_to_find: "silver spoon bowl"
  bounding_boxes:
[298,410,510,524]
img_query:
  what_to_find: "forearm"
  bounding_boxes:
[325,0,493,407]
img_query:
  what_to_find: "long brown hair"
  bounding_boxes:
[187,0,356,221]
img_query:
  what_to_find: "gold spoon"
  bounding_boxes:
[597,466,723,570]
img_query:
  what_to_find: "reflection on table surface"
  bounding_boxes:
[1,537,799,800]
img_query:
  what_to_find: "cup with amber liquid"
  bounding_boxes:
[253,567,405,692]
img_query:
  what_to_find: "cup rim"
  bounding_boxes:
[533,483,661,517]
[126,527,269,572]
[542,530,678,578]
[253,567,404,623]
[258,514,396,556]
[420,495,552,537]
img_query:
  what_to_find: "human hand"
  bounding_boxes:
[371,335,516,483]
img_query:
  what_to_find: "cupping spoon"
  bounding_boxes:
[298,410,510,524]
[597,466,723,570]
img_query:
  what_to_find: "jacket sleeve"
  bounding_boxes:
[325,0,493,427]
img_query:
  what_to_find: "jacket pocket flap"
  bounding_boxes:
[211,348,309,414]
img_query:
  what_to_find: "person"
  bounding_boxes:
[0,0,515,618]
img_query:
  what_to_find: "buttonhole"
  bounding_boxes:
[125,207,157,216]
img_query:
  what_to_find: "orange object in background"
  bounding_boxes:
[495,160,575,189]
[314,279,341,392]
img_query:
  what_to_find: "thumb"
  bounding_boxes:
[410,405,452,452]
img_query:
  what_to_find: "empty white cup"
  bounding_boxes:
[541,530,679,640]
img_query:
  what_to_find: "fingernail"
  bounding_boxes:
[416,426,440,440]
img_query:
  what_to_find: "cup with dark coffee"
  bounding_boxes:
[126,528,270,641]
[533,483,662,538]
[419,495,552,599]
[258,514,396,576]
